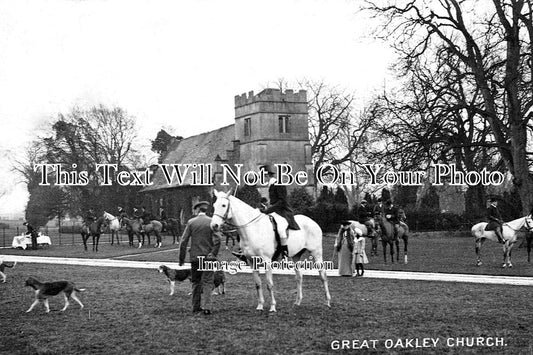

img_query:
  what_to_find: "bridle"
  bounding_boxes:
[213,196,266,230]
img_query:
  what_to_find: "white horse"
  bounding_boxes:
[210,190,331,312]
[103,212,121,245]
[471,215,533,268]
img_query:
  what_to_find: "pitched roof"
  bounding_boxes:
[143,124,235,191]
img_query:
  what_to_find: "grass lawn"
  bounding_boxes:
[1,231,533,354]
[0,264,531,355]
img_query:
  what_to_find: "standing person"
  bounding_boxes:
[335,221,355,277]
[23,222,38,250]
[179,201,221,315]
[260,164,300,260]
[486,197,505,243]
[353,228,368,277]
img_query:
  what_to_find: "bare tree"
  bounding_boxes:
[367,0,533,213]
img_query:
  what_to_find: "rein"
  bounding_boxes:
[214,197,266,230]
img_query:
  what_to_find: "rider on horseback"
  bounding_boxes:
[384,200,400,240]
[373,198,384,217]
[357,199,373,235]
[140,206,153,233]
[486,197,505,243]
[261,164,300,260]
[85,208,96,226]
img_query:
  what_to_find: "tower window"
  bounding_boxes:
[244,117,251,136]
[279,115,290,133]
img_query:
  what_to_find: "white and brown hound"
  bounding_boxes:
[0,261,16,283]
[25,277,85,313]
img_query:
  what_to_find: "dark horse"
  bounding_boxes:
[121,217,145,248]
[143,219,163,248]
[164,218,182,244]
[377,215,409,263]
[80,217,105,252]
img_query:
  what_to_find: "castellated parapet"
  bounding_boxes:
[234,88,307,108]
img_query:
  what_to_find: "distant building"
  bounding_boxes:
[141,88,314,221]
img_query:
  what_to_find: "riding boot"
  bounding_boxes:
[496,229,505,244]
[359,263,364,277]
[280,245,289,260]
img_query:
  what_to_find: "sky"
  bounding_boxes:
[0,0,396,218]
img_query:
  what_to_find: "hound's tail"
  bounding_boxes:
[3,261,16,268]
[75,288,86,292]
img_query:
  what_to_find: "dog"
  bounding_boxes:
[0,261,16,283]
[158,265,191,296]
[24,277,85,313]
[158,265,226,296]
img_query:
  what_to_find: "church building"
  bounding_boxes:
[141,88,314,221]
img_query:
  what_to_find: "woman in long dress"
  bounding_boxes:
[335,222,355,276]
[352,228,369,277]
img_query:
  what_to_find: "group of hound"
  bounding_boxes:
[0,260,225,313]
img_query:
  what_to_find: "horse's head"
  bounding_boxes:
[524,215,533,232]
[210,189,232,232]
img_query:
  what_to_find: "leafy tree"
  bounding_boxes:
[235,185,262,208]
[151,129,182,162]
[289,187,314,215]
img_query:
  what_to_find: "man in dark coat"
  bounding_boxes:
[358,200,371,224]
[486,197,505,243]
[23,222,38,250]
[261,164,299,260]
[373,198,384,217]
[85,208,96,226]
[179,201,221,315]
[117,206,128,219]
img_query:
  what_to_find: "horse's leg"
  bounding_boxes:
[156,232,161,248]
[403,235,408,264]
[138,232,142,248]
[265,265,277,312]
[96,235,100,252]
[292,254,303,306]
[382,240,387,263]
[316,259,331,308]
[390,241,395,263]
[82,234,88,252]
[92,235,96,252]
[526,233,533,263]
[395,239,400,262]
[475,238,485,266]
[505,243,514,268]
[252,270,265,311]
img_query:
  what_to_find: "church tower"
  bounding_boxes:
[233,88,314,188]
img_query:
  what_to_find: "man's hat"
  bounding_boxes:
[260,164,276,175]
[361,199,367,204]
[193,201,210,210]
[340,220,352,226]
[23,222,28,226]
[377,198,382,202]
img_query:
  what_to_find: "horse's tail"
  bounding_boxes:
[3,261,16,268]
